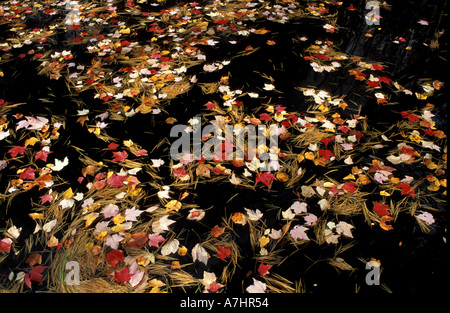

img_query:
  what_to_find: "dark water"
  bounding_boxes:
[0,0,448,293]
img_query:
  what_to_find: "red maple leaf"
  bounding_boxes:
[320,137,332,146]
[18,167,37,180]
[216,246,231,260]
[106,250,124,268]
[259,113,271,122]
[396,182,416,198]
[209,281,223,292]
[367,80,380,88]
[35,149,52,162]
[372,64,384,71]
[338,125,351,133]
[318,149,334,160]
[173,167,188,178]
[255,172,277,188]
[258,263,272,276]
[379,76,391,84]
[373,201,390,216]
[423,128,434,136]
[314,53,330,60]
[341,182,356,193]
[24,265,47,288]
[205,101,216,109]
[108,142,119,150]
[8,146,26,158]
[401,111,420,123]
[112,150,128,162]
[288,113,298,123]
[115,267,131,284]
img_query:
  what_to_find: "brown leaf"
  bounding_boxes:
[196,163,214,178]
[26,253,42,267]
[211,225,225,238]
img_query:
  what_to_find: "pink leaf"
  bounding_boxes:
[18,167,37,180]
[8,146,26,158]
[107,174,126,187]
[148,233,165,248]
[40,194,53,205]
[290,225,309,241]
[112,150,128,162]
[0,238,12,253]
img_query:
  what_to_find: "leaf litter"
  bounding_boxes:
[0,0,447,293]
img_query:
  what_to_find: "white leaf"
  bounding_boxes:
[318,198,330,210]
[51,157,69,171]
[192,243,209,265]
[386,155,402,164]
[290,201,307,214]
[282,208,295,220]
[263,83,275,91]
[246,278,266,293]
[245,208,263,221]
[43,219,57,233]
[344,156,353,165]
[335,221,354,238]
[161,239,179,256]
[106,234,124,249]
[7,225,22,239]
[152,215,175,233]
[229,173,241,185]
[125,207,143,222]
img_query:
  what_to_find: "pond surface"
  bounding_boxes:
[0,0,447,294]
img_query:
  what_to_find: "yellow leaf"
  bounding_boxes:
[29,213,44,219]
[254,29,270,35]
[95,231,108,241]
[259,236,270,248]
[425,161,438,170]
[344,173,356,180]
[171,261,181,269]
[390,177,400,184]
[276,172,290,182]
[88,127,100,135]
[427,184,440,191]
[149,278,166,288]
[304,152,315,160]
[380,190,391,196]
[318,105,329,113]
[123,139,134,147]
[84,213,99,227]
[356,174,371,185]
[119,28,131,34]
[113,214,125,225]
[178,246,188,256]
[165,200,182,212]
[111,224,124,232]
[62,187,74,199]
[25,137,40,146]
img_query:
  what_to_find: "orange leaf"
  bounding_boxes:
[211,225,225,238]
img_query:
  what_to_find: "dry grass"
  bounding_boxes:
[328,191,370,216]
